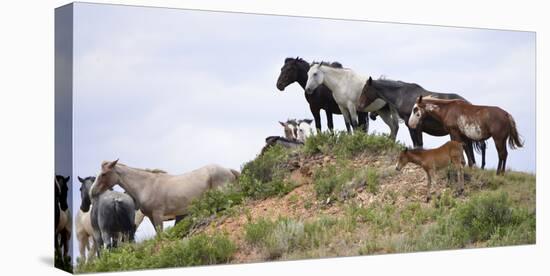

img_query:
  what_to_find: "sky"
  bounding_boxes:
[68,3,536,259]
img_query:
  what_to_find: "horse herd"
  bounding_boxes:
[54,56,524,264]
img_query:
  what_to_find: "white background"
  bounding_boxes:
[0,0,547,275]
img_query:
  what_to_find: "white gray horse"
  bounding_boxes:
[90,160,239,234]
[305,62,399,139]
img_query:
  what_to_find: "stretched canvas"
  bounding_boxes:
[55,2,536,273]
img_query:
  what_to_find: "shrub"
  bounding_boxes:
[78,233,235,272]
[312,163,355,201]
[244,218,275,246]
[366,168,379,194]
[238,145,295,199]
[303,131,402,158]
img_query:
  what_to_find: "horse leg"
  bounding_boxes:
[495,137,508,175]
[151,212,164,234]
[326,111,334,132]
[455,163,464,196]
[347,103,360,131]
[464,140,476,167]
[310,105,322,132]
[378,107,398,141]
[101,230,113,250]
[480,141,487,170]
[425,169,433,202]
[340,106,352,133]
[78,234,87,261]
[358,112,368,133]
[61,229,69,261]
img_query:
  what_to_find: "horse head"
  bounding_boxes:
[395,148,410,171]
[55,175,70,210]
[279,119,298,141]
[78,176,96,212]
[408,95,428,129]
[90,159,120,198]
[297,119,315,142]
[305,64,324,95]
[277,57,304,91]
[358,76,380,110]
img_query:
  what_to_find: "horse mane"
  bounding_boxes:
[373,77,423,90]
[312,60,344,69]
[422,96,466,104]
[117,163,168,174]
[285,57,306,63]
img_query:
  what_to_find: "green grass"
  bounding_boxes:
[77,233,235,272]
[237,144,296,199]
[303,131,403,158]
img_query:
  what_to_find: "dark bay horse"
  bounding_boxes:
[276,57,370,133]
[358,76,486,168]
[409,96,523,175]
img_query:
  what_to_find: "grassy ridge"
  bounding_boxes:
[77,132,535,272]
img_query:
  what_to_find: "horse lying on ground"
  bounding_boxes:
[261,135,303,156]
[395,141,465,202]
[279,118,316,143]
[55,175,71,262]
[409,96,523,175]
[90,160,239,234]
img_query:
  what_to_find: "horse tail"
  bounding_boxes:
[507,113,524,149]
[113,198,134,235]
[472,140,486,154]
[230,169,241,180]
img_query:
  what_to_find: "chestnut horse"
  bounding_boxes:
[409,96,523,175]
[395,141,465,202]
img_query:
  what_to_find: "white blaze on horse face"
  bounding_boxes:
[408,103,423,128]
[457,115,484,140]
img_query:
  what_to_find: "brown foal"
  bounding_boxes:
[395,141,465,202]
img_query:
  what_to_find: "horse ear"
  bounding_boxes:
[368,76,373,85]
[65,176,70,182]
[279,121,286,127]
[108,159,119,169]
[304,119,313,124]
[418,95,423,103]
[78,176,85,183]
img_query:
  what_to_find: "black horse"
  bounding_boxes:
[54,175,70,263]
[276,57,371,133]
[359,77,486,168]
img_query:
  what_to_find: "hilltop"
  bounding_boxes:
[78,132,536,272]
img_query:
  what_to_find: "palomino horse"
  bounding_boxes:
[55,175,71,262]
[358,76,487,168]
[409,96,523,175]
[305,62,399,139]
[277,57,369,132]
[395,141,465,202]
[90,160,240,234]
